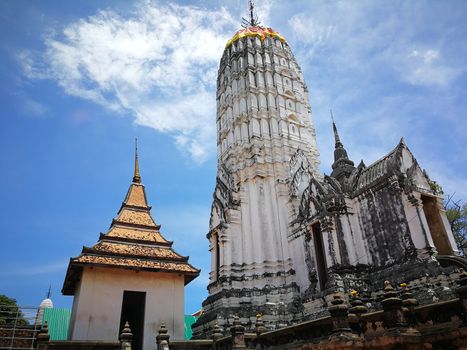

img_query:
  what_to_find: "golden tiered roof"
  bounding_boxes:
[62,142,199,295]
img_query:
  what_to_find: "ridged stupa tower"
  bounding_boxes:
[193,2,320,336]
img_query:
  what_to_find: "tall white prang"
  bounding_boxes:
[193,24,320,335]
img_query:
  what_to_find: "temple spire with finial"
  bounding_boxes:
[330,110,355,182]
[121,139,149,208]
[242,0,260,27]
[133,138,141,183]
[249,0,255,25]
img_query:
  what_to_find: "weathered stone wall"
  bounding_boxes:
[354,185,415,267]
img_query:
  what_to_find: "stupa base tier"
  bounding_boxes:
[192,282,301,338]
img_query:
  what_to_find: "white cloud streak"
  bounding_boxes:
[401,49,458,86]
[288,2,463,87]
[21,1,237,162]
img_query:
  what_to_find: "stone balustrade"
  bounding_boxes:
[34,277,467,350]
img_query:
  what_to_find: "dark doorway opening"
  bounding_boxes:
[421,195,453,255]
[312,222,328,291]
[119,291,146,350]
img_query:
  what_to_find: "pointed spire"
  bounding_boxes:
[46,285,51,299]
[330,111,355,181]
[133,138,141,183]
[331,109,342,147]
[330,110,347,154]
[249,0,255,26]
[121,138,150,208]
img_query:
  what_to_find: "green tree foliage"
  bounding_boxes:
[445,196,467,256]
[0,294,29,326]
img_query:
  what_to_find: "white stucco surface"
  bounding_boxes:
[205,35,321,312]
[69,266,184,349]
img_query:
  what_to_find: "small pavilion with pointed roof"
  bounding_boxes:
[62,141,199,350]
[292,117,459,301]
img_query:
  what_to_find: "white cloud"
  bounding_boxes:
[22,97,48,117]
[21,1,237,162]
[400,48,458,86]
[289,14,335,61]
[286,2,463,87]
[253,0,272,27]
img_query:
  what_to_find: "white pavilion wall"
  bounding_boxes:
[68,266,185,349]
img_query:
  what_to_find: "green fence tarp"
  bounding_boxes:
[43,308,71,340]
[184,315,198,340]
[42,309,195,340]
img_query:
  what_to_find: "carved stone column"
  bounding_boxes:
[328,294,351,333]
[321,215,339,268]
[230,315,246,349]
[255,313,266,336]
[119,322,133,350]
[405,192,436,258]
[348,291,368,335]
[210,322,223,350]
[381,281,404,329]
[36,321,50,350]
[156,322,170,350]
[400,283,419,333]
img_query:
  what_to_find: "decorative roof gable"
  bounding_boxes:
[297,138,439,222]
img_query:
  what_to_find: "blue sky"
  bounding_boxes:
[0,0,466,314]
